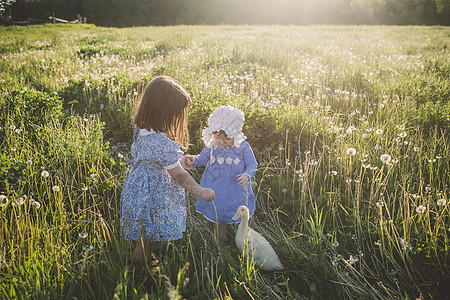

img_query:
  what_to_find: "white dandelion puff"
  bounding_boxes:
[52,186,60,192]
[416,205,426,214]
[346,126,357,134]
[346,148,356,156]
[0,195,8,207]
[13,197,25,206]
[41,170,50,178]
[79,232,88,239]
[31,201,41,209]
[26,160,33,166]
[375,129,383,135]
[399,132,407,138]
[437,199,447,207]
[380,154,391,164]
[330,171,337,176]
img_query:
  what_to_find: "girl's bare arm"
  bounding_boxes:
[167,165,215,201]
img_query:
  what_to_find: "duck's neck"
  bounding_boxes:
[239,217,249,238]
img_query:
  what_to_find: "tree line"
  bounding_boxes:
[1,0,449,26]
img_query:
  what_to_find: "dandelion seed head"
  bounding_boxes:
[52,186,60,192]
[13,197,25,206]
[376,129,383,135]
[282,188,287,193]
[399,132,407,138]
[346,148,356,156]
[26,160,32,166]
[41,170,49,178]
[0,195,8,207]
[416,205,426,214]
[31,201,41,209]
[79,232,88,239]
[330,171,337,176]
[437,199,447,207]
[380,154,391,164]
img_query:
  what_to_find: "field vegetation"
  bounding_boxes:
[0,24,449,299]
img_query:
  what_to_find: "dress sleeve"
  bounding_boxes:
[192,147,211,167]
[242,143,258,178]
[158,135,184,170]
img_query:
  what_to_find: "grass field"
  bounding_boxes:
[1,24,449,299]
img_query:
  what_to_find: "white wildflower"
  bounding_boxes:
[330,171,337,176]
[117,153,123,159]
[375,129,383,135]
[399,132,407,138]
[41,170,50,178]
[26,160,33,166]
[347,255,358,266]
[414,147,420,152]
[52,186,60,192]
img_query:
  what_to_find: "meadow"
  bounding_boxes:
[0,24,449,299]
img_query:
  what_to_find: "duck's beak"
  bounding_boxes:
[232,212,240,221]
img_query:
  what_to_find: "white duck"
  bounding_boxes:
[232,205,284,271]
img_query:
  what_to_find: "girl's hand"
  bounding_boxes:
[180,154,194,170]
[201,188,215,201]
[236,173,250,188]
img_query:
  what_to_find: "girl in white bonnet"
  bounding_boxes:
[182,106,258,242]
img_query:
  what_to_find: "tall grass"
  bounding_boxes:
[1,24,449,299]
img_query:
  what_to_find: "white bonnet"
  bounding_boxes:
[202,106,246,148]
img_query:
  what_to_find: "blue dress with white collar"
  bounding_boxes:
[193,141,257,223]
[120,127,186,241]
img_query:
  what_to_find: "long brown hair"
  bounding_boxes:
[133,76,192,150]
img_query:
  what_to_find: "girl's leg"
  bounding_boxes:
[149,241,168,256]
[132,240,146,264]
[131,240,169,264]
[218,223,227,242]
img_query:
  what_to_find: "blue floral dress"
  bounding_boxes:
[120,127,186,242]
[194,141,257,223]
